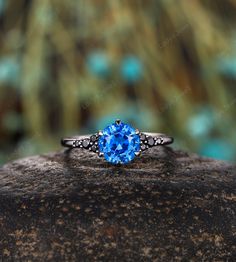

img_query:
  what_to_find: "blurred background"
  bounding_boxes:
[0,0,236,165]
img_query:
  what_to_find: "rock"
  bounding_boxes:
[0,147,235,261]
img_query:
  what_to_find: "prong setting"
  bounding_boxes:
[98,130,103,136]
[135,151,141,156]
[98,152,104,157]
[115,119,121,125]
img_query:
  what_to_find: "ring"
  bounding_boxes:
[61,119,174,165]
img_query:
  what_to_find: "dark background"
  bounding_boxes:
[0,0,236,165]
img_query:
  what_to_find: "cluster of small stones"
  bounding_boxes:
[73,134,99,153]
[140,133,165,151]
[72,132,165,155]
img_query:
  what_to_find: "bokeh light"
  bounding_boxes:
[0,0,235,165]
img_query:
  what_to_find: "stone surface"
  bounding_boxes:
[0,147,235,261]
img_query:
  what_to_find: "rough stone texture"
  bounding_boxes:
[0,147,235,261]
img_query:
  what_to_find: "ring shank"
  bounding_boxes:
[144,133,174,145]
[61,135,91,147]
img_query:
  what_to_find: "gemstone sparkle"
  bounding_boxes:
[98,121,140,164]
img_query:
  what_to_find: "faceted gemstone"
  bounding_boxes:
[91,145,97,152]
[140,144,145,150]
[147,137,154,146]
[82,139,90,148]
[140,133,146,141]
[98,121,140,164]
[90,135,97,142]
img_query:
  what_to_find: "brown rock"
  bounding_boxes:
[0,147,235,261]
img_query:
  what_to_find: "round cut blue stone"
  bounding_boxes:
[98,121,140,164]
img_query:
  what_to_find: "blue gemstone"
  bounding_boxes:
[98,121,140,164]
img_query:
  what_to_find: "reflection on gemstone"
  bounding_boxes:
[98,121,140,164]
